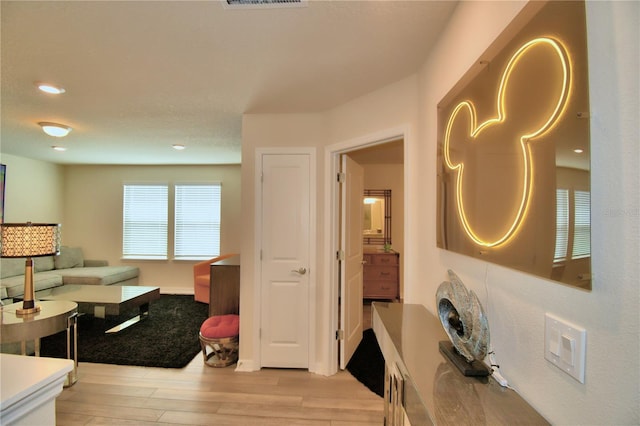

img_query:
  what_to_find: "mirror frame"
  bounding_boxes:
[363,189,391,246]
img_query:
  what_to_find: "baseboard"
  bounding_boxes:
[235,358,259,372]
[309,362,333,377]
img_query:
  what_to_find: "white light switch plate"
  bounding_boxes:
[544,313,586,383]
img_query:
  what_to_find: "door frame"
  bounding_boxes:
[254,147,317,371]
[323,125,410,375]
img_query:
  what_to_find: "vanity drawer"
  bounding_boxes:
[363,280,398,298]
[369,253,398,266]
[364,265,398,282]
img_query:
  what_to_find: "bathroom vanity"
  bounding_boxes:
[363,250,399,300]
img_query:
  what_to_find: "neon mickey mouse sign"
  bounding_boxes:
[443,37,571,247]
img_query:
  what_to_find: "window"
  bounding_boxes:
[123,183,221,260]
[572,190,591,259]
[174,184,221,259]
[554,189,569,262]
[123,184,168,259]
[554,188,591,264]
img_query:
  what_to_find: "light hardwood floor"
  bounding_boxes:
[56,349,382,425]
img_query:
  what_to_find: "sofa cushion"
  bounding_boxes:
[57,266,140,286]
[34,256,55,272]
[0,258,25,279]
[1,272,63,298]
[54,246,84,269]
[0,256,55,279]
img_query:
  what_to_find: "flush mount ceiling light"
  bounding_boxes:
[172,144,186,150]
[35,82,66,95]
[51,146,67,152]
[38,122,72,137]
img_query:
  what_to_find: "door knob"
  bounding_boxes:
[291,267,307,275]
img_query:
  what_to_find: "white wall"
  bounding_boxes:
[239,114,328,371]
[240,1,639,423]
[0,157,242,294]
[62,164,241,293]
[0,153,65,224]
[412,1,639,424]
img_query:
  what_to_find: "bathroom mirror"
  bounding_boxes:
[363,189,391,245]
[436,0,591,289]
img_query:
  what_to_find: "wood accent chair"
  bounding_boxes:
[193,253,238,304]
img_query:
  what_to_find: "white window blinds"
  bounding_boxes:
[174,184,221,259]
[123,184,168,259]
[572,190,591,259]
[554,189,569,262]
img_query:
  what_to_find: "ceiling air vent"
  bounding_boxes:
[224,0,307,9]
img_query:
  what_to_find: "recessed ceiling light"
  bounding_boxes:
[573,148,584,154]
[38,122,72,137]
[36,82,66,95]
[172,144,186,150]
[52,146,67,152]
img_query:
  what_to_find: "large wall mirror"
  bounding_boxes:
[436,1,591,290]
[363,189,391,245]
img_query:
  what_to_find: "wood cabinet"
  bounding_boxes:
[363,251,399,300]
[209,255,240,317]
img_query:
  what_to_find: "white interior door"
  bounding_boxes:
[260,153,311,368]
[339,154,364,369]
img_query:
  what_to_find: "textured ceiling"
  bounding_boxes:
[0,0,457,165]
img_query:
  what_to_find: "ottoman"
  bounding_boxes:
[198,314,239,367]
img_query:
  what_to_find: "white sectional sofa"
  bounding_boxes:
[0,246,139,302]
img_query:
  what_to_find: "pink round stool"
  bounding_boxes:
[198,314,239,367]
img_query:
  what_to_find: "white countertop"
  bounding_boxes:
[1,354,73,424]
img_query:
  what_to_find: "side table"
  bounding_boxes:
[1,300,78,386]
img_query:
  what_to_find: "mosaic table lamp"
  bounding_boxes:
[0,222,61,315]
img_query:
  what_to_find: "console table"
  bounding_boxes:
[372,302,548,425]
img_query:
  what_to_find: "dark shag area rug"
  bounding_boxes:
[347,328,385,398]
[40,294,209,368]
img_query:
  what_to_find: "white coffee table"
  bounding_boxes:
[36,285,160,333]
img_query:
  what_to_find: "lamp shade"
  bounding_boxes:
[0,223,61,258]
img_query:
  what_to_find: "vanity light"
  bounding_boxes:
[172,144,186,150]
[38,122,72,137]
[36,83,66,95]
